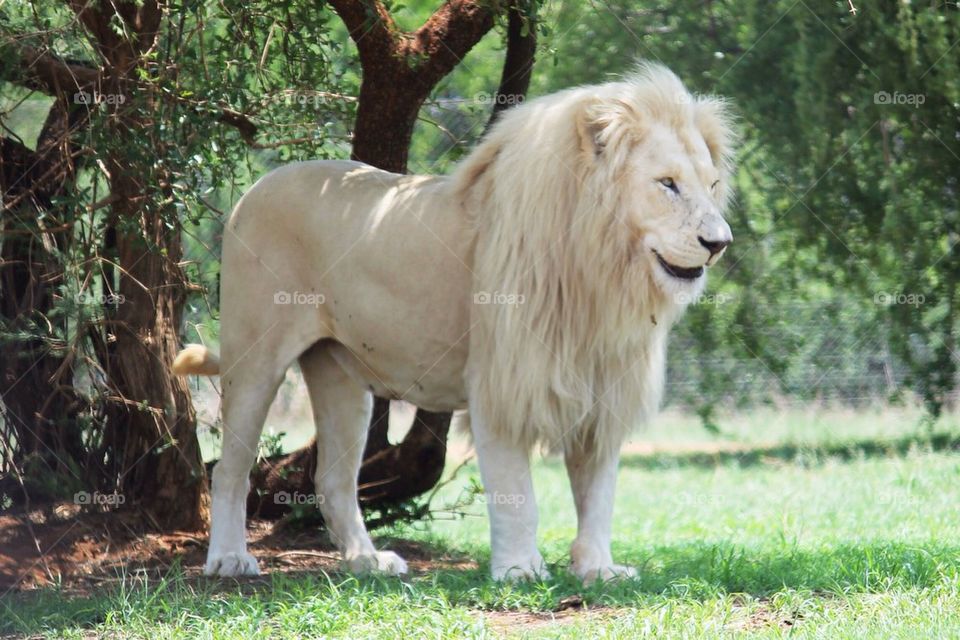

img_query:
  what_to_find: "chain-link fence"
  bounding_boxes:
[664,300,934,411]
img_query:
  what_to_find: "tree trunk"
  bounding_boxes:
[66,0,209,530]
[247,402,450,521]
[0,101,87,501]
[98,205,208,530]
[351,70,427,173]
[0,218,84,486]
[91,93,208,528]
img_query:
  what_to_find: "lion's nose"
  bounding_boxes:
[698,215,732,258]
[698,235,731,256]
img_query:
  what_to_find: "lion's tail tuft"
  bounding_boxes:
[172,344,220,376]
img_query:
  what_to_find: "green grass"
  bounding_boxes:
[4,409,960,638]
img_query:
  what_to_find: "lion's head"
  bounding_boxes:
[454,64,736,456]
[576,63,736,304]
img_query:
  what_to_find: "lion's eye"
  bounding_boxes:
[711,180,720,191]
[658,177,679,194]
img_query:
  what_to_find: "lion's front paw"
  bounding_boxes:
[204,551,261,577]
[572,562,637,584]
[491,556,550,582]
[344,550,409,576]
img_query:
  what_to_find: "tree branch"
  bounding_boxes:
[405,0,495,86]
[1,100,89,211]
[216,109,258,145]
[2,43,99,96]
[327,0,398,61]
[65,0,162,64]
[328,0,494,85]
[486,0,536,130]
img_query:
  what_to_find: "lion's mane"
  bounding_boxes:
[452,64,735,459]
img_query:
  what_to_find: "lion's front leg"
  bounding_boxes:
[469,406,548,581]
[564,443,636,583]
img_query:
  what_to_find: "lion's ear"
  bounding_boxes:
[577,95,644,160]
[576,96,608,157]
[694,96,737,173]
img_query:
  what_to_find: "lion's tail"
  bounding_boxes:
[172,344,220,376]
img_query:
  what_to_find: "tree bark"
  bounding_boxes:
[98,197,207,530]
[334,0,496,172]
[351,75,428,173]
[0,99,88,501]
[67,0,209,530]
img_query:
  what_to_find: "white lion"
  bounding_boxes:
[173,63,735,583]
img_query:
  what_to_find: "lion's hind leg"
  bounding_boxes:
[205,345,287,577]
[299,342,408,576]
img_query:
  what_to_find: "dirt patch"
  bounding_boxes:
[478,595,622,636]
[725,597,803,632]
[0,506,477,593]
[483,605,616,635]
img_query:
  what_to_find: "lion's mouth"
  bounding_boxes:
[653,251,704,280]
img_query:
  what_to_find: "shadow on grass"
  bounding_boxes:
[619,431,960,470]
[3,537,958,636]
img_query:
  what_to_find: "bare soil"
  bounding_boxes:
[0,505,474,594]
